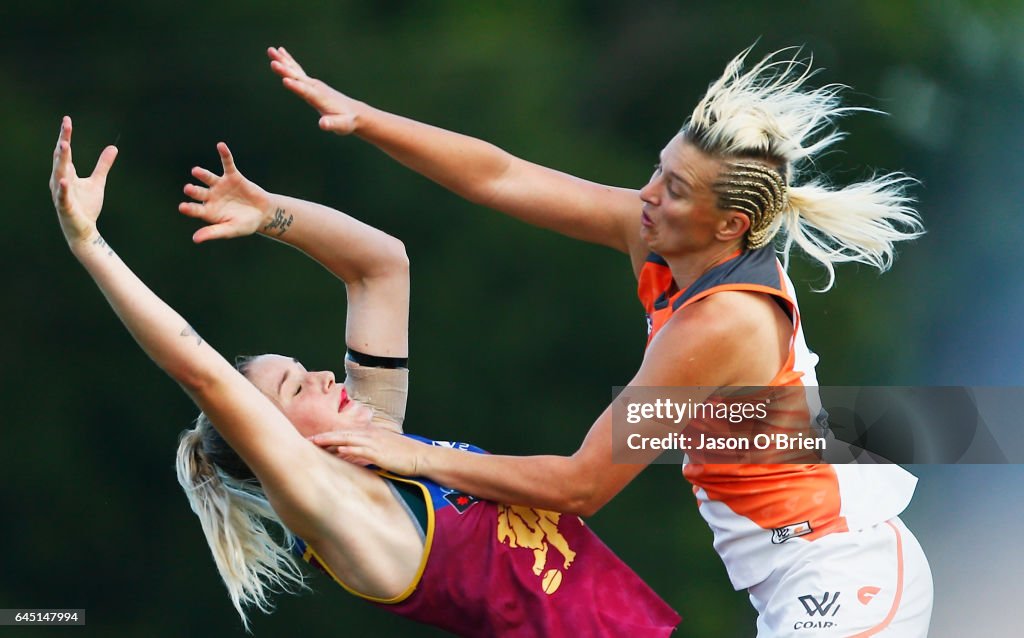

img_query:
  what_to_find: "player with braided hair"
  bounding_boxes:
[283,45,933,635]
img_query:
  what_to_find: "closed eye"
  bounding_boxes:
[294,384,302,396]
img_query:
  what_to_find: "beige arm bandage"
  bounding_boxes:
[343,358,409,429]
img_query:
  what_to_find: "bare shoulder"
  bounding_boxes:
[264,448,395,540]
[642,291,790,386]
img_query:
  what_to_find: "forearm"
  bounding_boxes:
[354,107,641,251]
[258,193,407,283]
[71,235,230,391]
[419,446,600,516]
[354,106,512,207]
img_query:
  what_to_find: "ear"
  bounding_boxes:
[716,210,751,243]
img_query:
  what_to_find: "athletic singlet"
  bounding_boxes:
[637,247,918,590]
[293,435,680,637]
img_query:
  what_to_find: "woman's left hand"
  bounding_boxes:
[308,428,426,476]
[49,116,118,247]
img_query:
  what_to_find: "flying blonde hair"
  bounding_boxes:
[683,45,924,289]
[176,414,307,631]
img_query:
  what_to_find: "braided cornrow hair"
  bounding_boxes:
[713,162,788,250]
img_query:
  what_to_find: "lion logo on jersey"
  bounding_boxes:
[497,504,578,595]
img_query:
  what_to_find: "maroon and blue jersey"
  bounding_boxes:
[294,434,680,637]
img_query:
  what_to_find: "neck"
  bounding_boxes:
[663,242,743,293]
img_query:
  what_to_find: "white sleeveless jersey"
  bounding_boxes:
[637,247,917,589]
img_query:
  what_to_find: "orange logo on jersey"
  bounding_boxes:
[858,586,881,605]
[497,505,578,595]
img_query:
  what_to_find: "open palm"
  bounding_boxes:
[179,143,270,244]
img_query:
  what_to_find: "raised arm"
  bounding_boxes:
[267,46,645,259]
[50,117,343,539]
[179,143,408,358]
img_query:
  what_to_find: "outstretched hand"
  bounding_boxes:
[49,116,118,247]
[179,143,271,244]
[267,46,365,135]
[308,428,426,476]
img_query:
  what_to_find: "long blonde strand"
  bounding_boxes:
[175,418,307,631]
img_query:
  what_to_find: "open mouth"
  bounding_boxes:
[641,211,653,227]
[338,387,350,412]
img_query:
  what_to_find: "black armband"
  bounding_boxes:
[345,348,409,370]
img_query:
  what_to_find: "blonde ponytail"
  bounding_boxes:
[782,176,922,290]
[176,415,307,631]
[686,46,924,288]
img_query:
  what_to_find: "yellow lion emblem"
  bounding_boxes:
[497,504,579,595]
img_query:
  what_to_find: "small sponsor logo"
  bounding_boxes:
[645,314,654,335]
[442,489,480,513]
[772,520,813,544]
[799,592,841,617]
[858,586,881,605]
[794,621,838,630]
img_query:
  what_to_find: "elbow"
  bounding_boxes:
[366,236,409,280]
[568,492,607,519]
[384,238,410,276]
[558,467,608,518]
[466,153,514,208]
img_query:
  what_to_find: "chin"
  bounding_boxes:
[640,231,660,253]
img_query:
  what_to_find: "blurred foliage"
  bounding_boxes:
[2,0,1022,636]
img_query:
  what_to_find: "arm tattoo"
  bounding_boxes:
[92,235,114,256]
[180,324,203,346]
[263,207,294,237]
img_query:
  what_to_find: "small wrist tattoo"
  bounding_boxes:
[91,235,114,256]
[263,208,294,236]
[181,324,203,346]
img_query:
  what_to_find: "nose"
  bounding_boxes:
[639,175,659,205]
[315,370,335,391]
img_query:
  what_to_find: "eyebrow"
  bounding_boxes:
[668,171,691,190]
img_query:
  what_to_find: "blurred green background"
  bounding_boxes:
[3,1,1023,636]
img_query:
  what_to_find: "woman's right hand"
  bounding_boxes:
[179,142,273,244]
[267,46,366,136]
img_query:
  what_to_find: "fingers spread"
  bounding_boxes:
[178,201,207,218]
[53,116,71,161]
[53,140,74,181]
[62,115,73,146]
[183,182,210,201]
[217,142,237,173]
[192,224,227,244]
[90,145,118,183]
[191,166,220,186]
[53,115,73,165]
